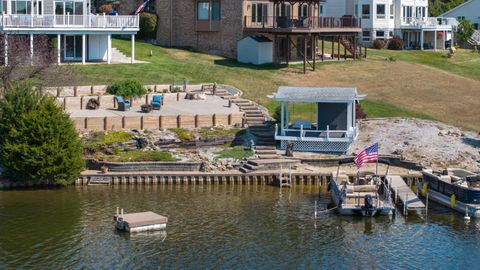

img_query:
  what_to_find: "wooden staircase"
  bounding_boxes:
[339,36,361,58]
[468,30,480,46]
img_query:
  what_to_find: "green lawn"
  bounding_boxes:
[215,146,254,160]
[368,48,480,81]
[71,39,480,131]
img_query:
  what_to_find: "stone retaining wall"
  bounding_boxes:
[59,93,191,111]
[46,84,205,97]
[74,113,244,131]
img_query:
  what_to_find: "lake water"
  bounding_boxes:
[1,185,479,269]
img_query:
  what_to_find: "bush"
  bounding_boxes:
[139,13,158,39]
[387,36,404,50]
[0,85,84,185]
[98,4,113,13]
[373,39,385,49]
[356,103,367,119]
[106,80,147,99]
[457,19,475,44]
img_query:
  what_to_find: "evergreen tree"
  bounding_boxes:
[0,85,84,185]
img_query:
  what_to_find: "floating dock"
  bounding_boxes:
[387,175,425,211]
[114,209,168,233]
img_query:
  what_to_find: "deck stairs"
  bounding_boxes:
[339,36,361,58]
[468,31,480,46]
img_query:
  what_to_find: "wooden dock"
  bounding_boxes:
[114,210,168,233]
[387,175,425,210]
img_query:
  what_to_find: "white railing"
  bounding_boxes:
[0,13,139,29]
[401,17,458,29]
[275,123,358,142]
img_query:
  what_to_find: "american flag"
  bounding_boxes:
[134,0,152,15]
[354,143,378,168]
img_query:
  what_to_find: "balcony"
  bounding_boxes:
[0,14,139,32]
[400,17,458,30]
[244,16,362,33]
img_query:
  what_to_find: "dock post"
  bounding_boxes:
[395,188,398,204]
[426,192,429,217]
[406,194,408,216]
[315,200,317,219]
[403,195,407,215]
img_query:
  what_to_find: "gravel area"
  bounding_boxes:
[350,118,480,171]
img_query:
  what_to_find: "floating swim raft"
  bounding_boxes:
[114,209,168,233]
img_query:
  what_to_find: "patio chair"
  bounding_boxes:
[115,96,130,111]
[151,95,163,110]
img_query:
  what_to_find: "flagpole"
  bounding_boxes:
[376,143,379,176]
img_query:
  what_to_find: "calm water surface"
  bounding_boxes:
[1,185,479,269]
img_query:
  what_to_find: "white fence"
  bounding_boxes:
[1,14,139,29]
[401,17,458,29]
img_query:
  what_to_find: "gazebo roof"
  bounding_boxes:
[272,86,365,102]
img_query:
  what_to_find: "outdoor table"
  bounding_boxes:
[141,104,153,113]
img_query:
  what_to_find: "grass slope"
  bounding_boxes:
[72,39,480,131]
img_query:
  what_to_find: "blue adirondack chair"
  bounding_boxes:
[115,96,130,111]
[151,95,163,110]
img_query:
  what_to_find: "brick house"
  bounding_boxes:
[155,0,363,71]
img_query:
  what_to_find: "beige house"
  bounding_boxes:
[155,0,363,71]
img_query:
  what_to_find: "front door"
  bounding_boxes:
[64,35,82,60]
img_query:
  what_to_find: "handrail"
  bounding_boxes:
[0,14,139,28]
[244,16,361,30]
[401,17,457,27]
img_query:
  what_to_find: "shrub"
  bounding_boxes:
[457,19,475,44]
[0,85,84,185]
[356,103,367,119]
[373,39,385,49]
[106,79,147,99]
[99,4,113,13]
[139,13,158,39]
[387,36,404,50]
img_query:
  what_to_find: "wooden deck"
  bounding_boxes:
[387,175,425,210]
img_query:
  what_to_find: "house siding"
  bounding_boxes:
[155,0,246,58]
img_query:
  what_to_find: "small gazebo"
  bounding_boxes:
[271,86,365,152]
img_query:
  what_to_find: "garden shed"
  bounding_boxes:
[237,36,273,65]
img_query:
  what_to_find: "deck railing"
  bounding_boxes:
[401,17,457,29]
[244,16,361,30]
[275,123,358,142]
[1,14,139,29]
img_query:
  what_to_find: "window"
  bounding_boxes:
[376,4,385,19]
[354,4,358,16]
[197,1,209,20]
[389,31,393,37]
[37,0,43,15]
[362,31,370,41]
[1,0,7,14]
[252,3,267,23]
[211,0,220,21]
[12,0,33,14]
[457,16,465,20]
[376,31,385,38]
[390,4,394,19]
[298,4,308,18]
[275,3,291,17]
[362,4,370,19]
[319,5,325,16]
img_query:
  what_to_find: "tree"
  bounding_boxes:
[139,13,158,39]
[0,85,84,185]
[106,79,148,99]
[0,35,74,93]
[457,19,475,44]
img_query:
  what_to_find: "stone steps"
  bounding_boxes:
[255,149,277,155]
[257,154,279,159]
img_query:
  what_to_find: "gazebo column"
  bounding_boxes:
[280,101,285,135]
[57,34,61,65]
[442,30,446,50]
[434,30,437,50]
[30,34,33,65]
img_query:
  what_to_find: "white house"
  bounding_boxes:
[324,0,458,50]
[0,0,139,65]
[440,0,480,30]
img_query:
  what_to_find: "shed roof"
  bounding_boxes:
[272,86,364,102]
[241,35,272,43]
